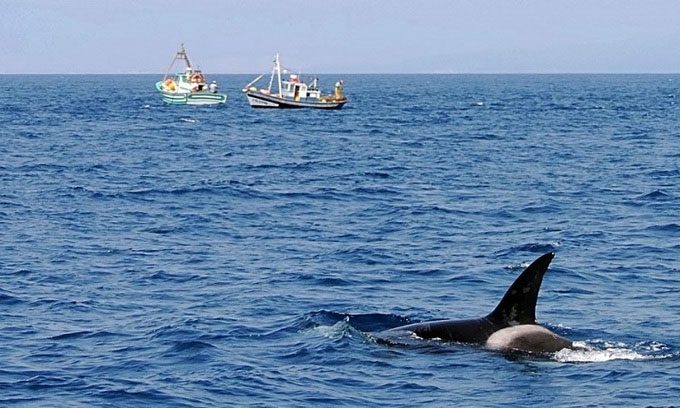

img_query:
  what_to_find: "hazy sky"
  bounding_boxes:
[4,0,680,74]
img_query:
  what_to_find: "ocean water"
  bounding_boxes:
[1,74,679,407]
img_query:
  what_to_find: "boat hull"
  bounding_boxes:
[156,82,227,105]
[246,92,346,109]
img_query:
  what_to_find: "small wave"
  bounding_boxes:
[499,242,560,258]
[547,103,580,111]
[555,345,647,362]
[95,388,176,403]
[310,276,355,286]
[332,247,395,265]
[81,330,128,340]
[17,163,68,173]
[49,330,92,340]
[0,199,23,209]
[310,317,356,340]
[552,287,595,295]
[648,169,680,178]
[554,340,675,363]
[520,204,559,214]
[42,299,95,312]
[146,271,202,283]
[16,375,86,390]
[180,117,197,123]
[167,340,217,353]
[351,186,400,195]
[635,190,674,201]
[147,325,191,340]
[302,310,411,333]
[0,291,23,305]
[363,171,391,179]
[126,183,270,200]
[408,204,463,215]
[143,226,185,235]
[643,223,680,234]
[0,396,42,404]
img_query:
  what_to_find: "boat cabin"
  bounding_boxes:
[280,74,321,101]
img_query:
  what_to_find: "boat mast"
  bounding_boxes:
[177,43,192,68]
[268,54,275,93]
[164,43,193,80]
[275,53,282,97]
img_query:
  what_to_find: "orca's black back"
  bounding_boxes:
[406,317,501,343]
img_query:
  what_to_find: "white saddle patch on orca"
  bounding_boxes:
[485,324,572,353]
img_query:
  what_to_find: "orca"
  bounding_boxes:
[379,252,574,354]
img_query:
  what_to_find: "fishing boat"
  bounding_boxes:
[155,44,227,105]
[242,53,347,109]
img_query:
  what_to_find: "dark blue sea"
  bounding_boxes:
[1,74,679,407]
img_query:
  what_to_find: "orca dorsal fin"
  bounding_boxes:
[486,252,555,326]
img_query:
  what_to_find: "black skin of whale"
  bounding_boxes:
[383,252,573,352]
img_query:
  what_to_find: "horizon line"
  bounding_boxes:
[2,72,680,75]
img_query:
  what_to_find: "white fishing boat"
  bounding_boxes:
[242,53,347,109]
[155,44,227,105]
